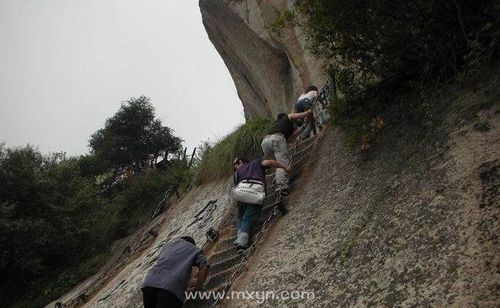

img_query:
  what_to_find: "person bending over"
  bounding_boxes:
[261,110,312,194]
[232,158,291,251]
[142,236,209,308]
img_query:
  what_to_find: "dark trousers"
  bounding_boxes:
[142,287,182,308]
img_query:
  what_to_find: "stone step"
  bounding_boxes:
[290,157,308,178]
[209,246,238,264]
[294,135,316,151]
[203,263,240,290]
[292,151,308,165]
[259,204,276,220]
[293,140,315,157]
[263,189,279,202]
[209,253,244,275]
[266,183,277,193]
[213,224,264,254]
[216,236,238,251]
[265,154,309,186]
[253,208,286,235]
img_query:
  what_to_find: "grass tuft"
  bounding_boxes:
[196,118,272,183]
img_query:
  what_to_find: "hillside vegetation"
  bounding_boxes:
[0,97,189,307]
[194,118,272,184]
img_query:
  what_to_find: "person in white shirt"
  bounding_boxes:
[294,85,319,138]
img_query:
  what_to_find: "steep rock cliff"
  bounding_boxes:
[229,70,500,307]
[50,72,499,307]
[199,0,327,119]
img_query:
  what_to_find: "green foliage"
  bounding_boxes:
[276,0,497,146]
[14,250,110,308]
[0,144,188,307]
[327,77,397,148]
[458,20,500,83]
[77,154,110,178]
[105,166,187,238]
[295,0,496,83]
[0,146,102,306]
[89,96,182,170]
[0,96,188,306]
[194,118,272,183]
[270,8,297,39]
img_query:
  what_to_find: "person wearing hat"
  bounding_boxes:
[141,236,209,308]
[232,158,291,251]
[261,109,312,195]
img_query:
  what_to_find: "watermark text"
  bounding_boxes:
[185,289,316,304]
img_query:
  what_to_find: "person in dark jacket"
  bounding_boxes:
[261,110,312,194]
[142,236,209,308]
[232,158,290,250]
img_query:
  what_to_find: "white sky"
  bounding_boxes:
[0,0,244,156]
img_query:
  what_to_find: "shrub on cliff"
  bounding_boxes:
[194,118,272,183]
[276,0,498,146]
[295,0,497,84]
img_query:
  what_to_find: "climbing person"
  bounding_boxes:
[294,85,319,139]
[261,110,312,195]
[232,158,291,251]
[141,236,209,308]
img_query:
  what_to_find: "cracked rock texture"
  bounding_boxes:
[199,0,327,119]
[228,74,499,307]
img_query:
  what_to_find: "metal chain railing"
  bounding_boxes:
[209,79,333,307]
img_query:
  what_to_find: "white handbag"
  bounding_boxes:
[231,180,265,205]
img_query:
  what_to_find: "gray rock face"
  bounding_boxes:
[229,73,500,307]
[199,0,327,119]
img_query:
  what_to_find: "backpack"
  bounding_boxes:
[231,179,265,205]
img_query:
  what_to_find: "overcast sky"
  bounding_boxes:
[0,0,244,156]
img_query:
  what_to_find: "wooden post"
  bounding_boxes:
[188,147,197,169]
[182,147,187,161]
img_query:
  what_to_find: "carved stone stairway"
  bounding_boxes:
[185,134,319,307]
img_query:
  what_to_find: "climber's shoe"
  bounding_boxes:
[234,230,249,248]
[236,245,247,253]
[277,203,288,216]
[280,188,290,196]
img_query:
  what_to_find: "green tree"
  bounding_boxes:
[0,146,101,305]
[89,96,182,171]
[0,99,187,306]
